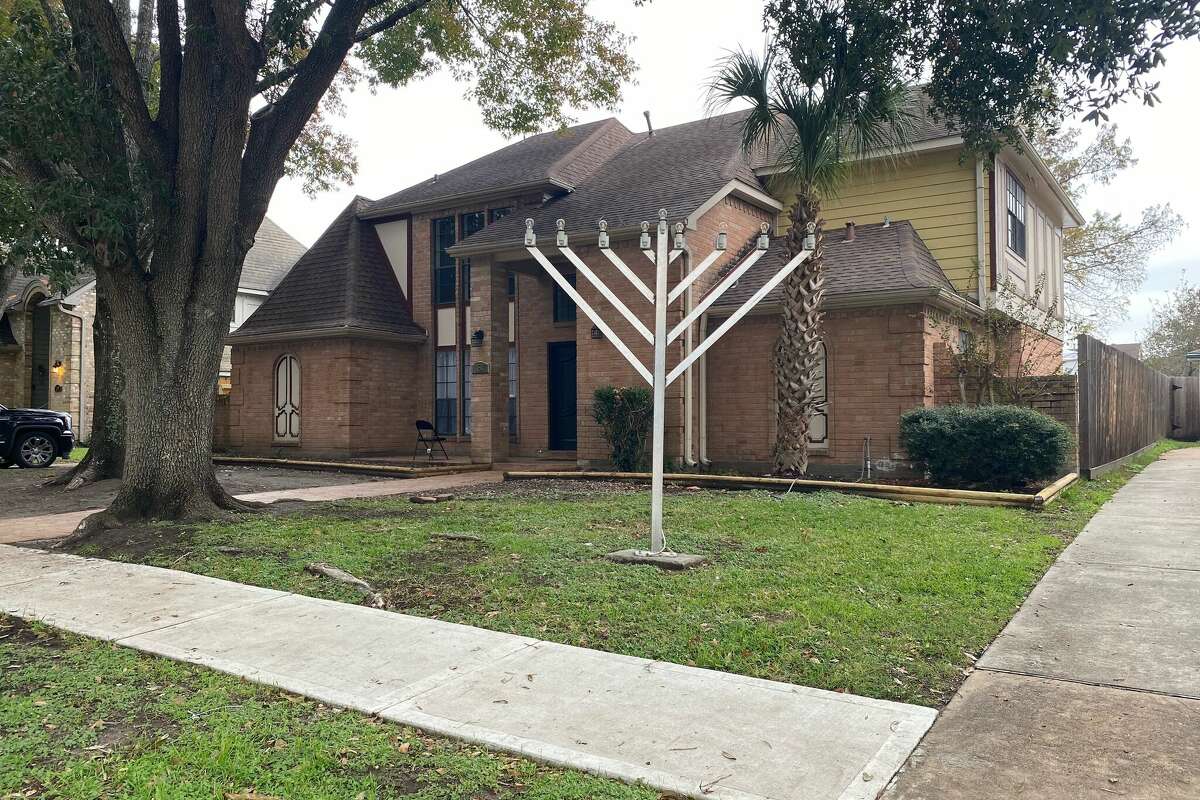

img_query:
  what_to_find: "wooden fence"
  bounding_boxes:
[1077,335,1199,477]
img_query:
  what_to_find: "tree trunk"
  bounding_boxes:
[44,293,125,488]
[773,194,826,475]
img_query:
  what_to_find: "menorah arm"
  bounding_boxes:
[560,247,653,344]
[601,248,654,303]
[668,247,724,304]
[668,248,768,343]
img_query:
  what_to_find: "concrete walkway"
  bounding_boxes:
[0,544,935,800]
[0,470,503,544]
[886,447,1200,800]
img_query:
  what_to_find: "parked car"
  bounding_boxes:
[0,404,75,468]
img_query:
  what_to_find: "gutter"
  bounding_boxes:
[359,179,574,221]
[55,301,87,439]
[709,286,982,319]
[227,325,429,346]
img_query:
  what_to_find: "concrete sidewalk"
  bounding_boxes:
[0,544,935,800]
[886,447,1200,800]
[0,470,503,544]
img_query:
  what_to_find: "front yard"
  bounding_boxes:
[67,442,1187,708]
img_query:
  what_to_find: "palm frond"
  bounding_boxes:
[705,48,780,157]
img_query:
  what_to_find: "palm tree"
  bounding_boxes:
[709,45,915,475]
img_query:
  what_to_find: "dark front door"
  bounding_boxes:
[30,305,51,408]
[548,341,577,451]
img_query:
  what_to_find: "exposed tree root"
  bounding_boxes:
[51,482,268,550]
[42,455,113,491]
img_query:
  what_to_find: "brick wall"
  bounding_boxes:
[225,337,420,457]
[704,303,933,474]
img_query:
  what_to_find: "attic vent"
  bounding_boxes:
[643,110,654,137]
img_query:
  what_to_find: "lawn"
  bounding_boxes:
[0,616,657,800]
[70,442,1189,708]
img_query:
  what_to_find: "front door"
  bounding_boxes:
[547,341,577,451]
[30,305,50,408]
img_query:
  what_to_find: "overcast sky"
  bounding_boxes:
[265,1,1198,346]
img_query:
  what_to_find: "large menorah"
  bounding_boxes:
[525,210,813,560]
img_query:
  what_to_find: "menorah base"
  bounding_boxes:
[605,549,707,570]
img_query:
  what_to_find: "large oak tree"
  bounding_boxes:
[0,0,636,539]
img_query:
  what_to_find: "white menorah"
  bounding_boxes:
[525,210,814,557]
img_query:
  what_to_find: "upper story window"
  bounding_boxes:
[1006,171,1027,259]
[553,273,577,323]
[433,217,456,305]
[489,207,512,224]
[460,212,485,304]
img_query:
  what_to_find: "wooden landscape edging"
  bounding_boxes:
[503,470,1080,510]
[213,455,490,478]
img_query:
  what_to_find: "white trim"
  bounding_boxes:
[753,135,966,177]
[974,158,988,310]
[685,179,783,230]
[235,287,271,297]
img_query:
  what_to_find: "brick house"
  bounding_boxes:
[224,106,1083,473]
[0,218,305,441]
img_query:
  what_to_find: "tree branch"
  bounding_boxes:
[62,0,164,173]
[254,0,434,93]
[134,0,156,82]
[156,0,182,159]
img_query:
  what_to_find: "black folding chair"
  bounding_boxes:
[411,419,450,464]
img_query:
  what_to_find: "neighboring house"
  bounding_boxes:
[0,217,305,441]
[224,102,1083,473]
[1112,343,1142,360]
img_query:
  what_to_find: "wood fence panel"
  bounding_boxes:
[1076,334,1176,477]
[1176,376,1200,441]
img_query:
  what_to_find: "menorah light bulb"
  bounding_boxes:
[598,219,609,249]
[639,221,651,249]
[757,221,770,250]
[673,222,685,250]
[524,218,536,246]
[657,208,668,233]
[556,218,568,247]
[804,221,816,251]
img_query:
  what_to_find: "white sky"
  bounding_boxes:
[266,1,1199,346]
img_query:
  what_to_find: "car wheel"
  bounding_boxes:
[15,432,57,468]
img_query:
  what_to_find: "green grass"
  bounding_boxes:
[73,441,1191,708]
[67,445,88,462]
[0,617,656,800]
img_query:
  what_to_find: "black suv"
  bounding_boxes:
[0,404,75,468]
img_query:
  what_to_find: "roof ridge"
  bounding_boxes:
[545,117,628,188]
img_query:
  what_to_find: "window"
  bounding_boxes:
[507,271,517,298]
[508,344,518,438]
[462,357,472,435]
[435,349,458,435]
[273,354,301,443]
[553,273,577,323]
[958,329,974,354]
[808,342,828,447]
[489,207,512,224]
[433,217,456,305]
[1006,171,1027,259]
[460,212,485,304]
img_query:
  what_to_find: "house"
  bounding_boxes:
[223,103,1083,473]
[0,218,305,441]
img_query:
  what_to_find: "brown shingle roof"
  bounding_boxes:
[710,221,959,312]
[451,110,763,253]
[240,217,308,292]
[365,118,635,218]
[229,198,425,341]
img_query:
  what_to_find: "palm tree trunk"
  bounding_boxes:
[774,194,825,475]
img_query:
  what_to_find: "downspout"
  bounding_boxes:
[698,311,711,465]
[682,251,696,467]
[57,302,87,439]
[975,158,989,311]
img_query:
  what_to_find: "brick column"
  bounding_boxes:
[469,256,510,464]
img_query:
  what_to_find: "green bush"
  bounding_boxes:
[900,405,1073,489]
[592,385,653,471]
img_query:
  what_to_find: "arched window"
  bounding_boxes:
[809,341,828,448]
[273,354,301,443]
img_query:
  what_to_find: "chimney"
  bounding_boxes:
[643,110,654,137]
[845,221,856,242]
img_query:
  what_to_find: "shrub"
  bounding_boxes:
[900,405,1073,489]
[592,385,653,471]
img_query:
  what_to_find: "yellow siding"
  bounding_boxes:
[778,148,981,293]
